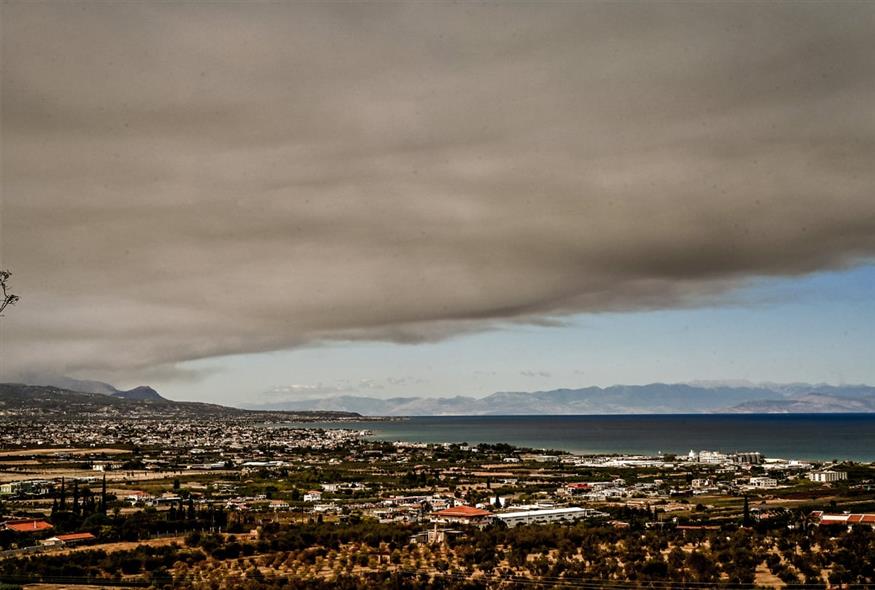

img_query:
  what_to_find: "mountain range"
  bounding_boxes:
[18,376,166,401]
[8,377,875,417]
[245,382,875,416]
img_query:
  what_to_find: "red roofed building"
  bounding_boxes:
[432,505,493,526]
[3,519,54,533]
[563,483,591,496]
[811,511,875,530]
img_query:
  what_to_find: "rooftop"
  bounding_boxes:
[4,519,54,532]
[434,506,493,518]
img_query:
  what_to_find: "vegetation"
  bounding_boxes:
[2,512,875,589]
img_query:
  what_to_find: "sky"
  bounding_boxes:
[1,2,874,406]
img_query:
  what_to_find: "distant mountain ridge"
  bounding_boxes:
[246,383,875,416]
[109,385,162,401]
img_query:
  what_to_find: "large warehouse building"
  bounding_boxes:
[495,507,607,528]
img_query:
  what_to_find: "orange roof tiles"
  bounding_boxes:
[434,506,493,518]
[814,512,875,525]
[5,519,54,533]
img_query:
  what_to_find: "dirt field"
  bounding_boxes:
[0,448,129,458]
[0,468,236,484]
[53,534,187,557]
[24,585,132,589]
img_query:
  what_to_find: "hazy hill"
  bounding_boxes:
[21,376,168,401]
[247,383,875,416]
[25,376,121,396]
[725,393,875,413]
[111,385,164,401]
[0,383,360,420]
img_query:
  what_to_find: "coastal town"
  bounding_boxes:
[1,416,874,588]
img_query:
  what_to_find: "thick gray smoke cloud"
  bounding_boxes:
[2,2,874,381]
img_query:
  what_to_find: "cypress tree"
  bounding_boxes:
[72,480,80,515]
[81,488,91,515]
[100,474,107,514]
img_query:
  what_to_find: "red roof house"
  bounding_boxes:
[432,505,493,525]
[811,511,875,529]
[4,519,54,533]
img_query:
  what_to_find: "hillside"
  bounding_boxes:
[0,383,361,420]
[20,376,168,401]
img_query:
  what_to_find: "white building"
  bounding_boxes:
[91,461,120,472]
[732,452,764,465]
[809,471,847,483]
[496,507,607,528]
[749,477,778,489]
[698,451,727,464]
[303,490,322,502]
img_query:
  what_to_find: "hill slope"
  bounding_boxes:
[0,383,360,420]
[20,376,169,401]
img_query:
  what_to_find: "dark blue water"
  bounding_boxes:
[289,414,875,461]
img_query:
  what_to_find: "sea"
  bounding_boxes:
[283,414,875,462]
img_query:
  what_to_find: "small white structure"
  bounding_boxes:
[303,490,322,502]
[748,477,778,489]
[91,461,120,472]
[698,451,727,464]
[809,471,847,483]
[691,478,714,489]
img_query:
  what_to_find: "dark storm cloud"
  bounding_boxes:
[2,2,874,380]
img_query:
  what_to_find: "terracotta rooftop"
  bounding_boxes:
[5,519,54,533]
[812,512,875,525]
[434,506,493,518]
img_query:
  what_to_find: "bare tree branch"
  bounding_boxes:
[0,270,20,316]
